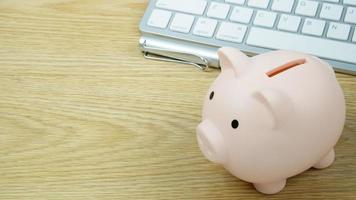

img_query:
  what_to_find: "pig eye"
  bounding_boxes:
[209,91,214,100]
[231,119,239,129]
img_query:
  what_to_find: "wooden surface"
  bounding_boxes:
[0,0,355,199]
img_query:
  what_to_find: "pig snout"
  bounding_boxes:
[196,120,227,164]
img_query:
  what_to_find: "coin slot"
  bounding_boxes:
[266,59,306,77]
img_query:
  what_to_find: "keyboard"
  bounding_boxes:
[139,0,356,74]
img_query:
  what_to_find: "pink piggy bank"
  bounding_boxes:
[196,47,346,194]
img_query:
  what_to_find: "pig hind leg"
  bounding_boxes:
[253,179,286,194]
[313,149,335,169]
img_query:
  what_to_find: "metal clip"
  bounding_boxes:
[141,40,210,71]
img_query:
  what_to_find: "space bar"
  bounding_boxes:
[246,27,356,64]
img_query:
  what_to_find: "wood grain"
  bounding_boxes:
[0,0,355,199]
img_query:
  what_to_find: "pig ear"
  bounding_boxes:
[253,89,294,129]
[218,47,249,77]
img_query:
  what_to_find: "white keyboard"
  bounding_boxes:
[139,0,356,74]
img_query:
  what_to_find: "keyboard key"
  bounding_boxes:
[193,17,218,37]
[216,22,247,43]
[225,0,245,5]
[248,0,270,8]
[322,0,339,2]
[295,0,319,17]
[230,6,254,24]
[207,2,230,19]
[156,0,207,15]
[327,22,351,40]
[147,9,172,29]
[344,0,356,6]
[254,10,277,28]
[320,3,343,20]
[302,18,326,36]
[278,14,301,32]
[271,0,295,12]
[170,13,195,33]
[246,27,356,64]
[353,30,356,42]
[345,7,356,24]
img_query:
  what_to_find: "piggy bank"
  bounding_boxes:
[196,47,346,194]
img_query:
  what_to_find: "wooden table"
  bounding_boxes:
[0,1,355,199]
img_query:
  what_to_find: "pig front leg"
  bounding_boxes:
[313,148,335,169]
[253,179,286,194]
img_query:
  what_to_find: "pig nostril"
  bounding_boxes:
[231,119,239,129]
